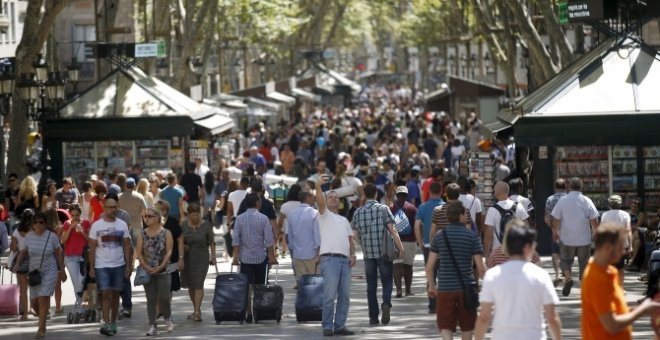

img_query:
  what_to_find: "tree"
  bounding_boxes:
[7,0,69,181]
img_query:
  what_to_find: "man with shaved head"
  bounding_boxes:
[483,181,529,263]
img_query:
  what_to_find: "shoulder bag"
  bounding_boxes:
[379,204,400,261]
[442,229,479,310]
[28,231,51,287]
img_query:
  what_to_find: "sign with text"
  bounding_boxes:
[134,43,159,58]
[567,0,616,23]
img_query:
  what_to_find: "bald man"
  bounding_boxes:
[483,182,529,262]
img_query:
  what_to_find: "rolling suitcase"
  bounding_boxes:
[212,264,249,324]
[295,274,323,323]
[0,257,20,316]
[252,264,283,324]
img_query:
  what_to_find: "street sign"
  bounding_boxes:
[157,41,166,58]
[558,1,569,24]
[134,43,159,58]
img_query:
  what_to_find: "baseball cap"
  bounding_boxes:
[411,165,422,172]
[395,186,408,195]
[90,174,98,181]
[608,195,622,205]
[125,178,136,188]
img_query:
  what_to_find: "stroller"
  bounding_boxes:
[67,246,100,323]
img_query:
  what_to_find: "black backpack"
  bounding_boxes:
[492,202,518,244]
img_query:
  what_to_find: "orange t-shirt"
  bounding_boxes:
[581,259,631,340]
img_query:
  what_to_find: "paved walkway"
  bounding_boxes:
[1,229,657,339]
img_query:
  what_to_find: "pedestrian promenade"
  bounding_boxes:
[1,229,656,339]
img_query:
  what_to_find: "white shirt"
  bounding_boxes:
[226,166,243,181]
[601,209,631,247]
[510,194,534,212]
[481,260,559,340]
[459,193,483,224]
[485,199,529,248]
[195,164,210,184]
[227,189,248,219]
[89,218,130,269]
[279,200,301,235]
[551,191,599,247]
[318,209,352,256]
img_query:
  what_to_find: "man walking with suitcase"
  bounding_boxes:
[316,176,356,336]
[352,183,404,325]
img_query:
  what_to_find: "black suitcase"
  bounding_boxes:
[212,264,249,324]
[252,264,283,324]
[295,274,323,323]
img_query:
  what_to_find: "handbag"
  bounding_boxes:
[442,230,479,310]
[223,218,234,257]
[28,231,51,287]
[133,265,151,286]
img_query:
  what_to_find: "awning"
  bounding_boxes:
[292,88,321,102]
[480,119,512,139]
[248,107,275,116]
[266,91,296,106]
[194,113,235,135]
[246,97,282,111]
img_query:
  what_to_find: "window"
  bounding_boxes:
[72,24,96,79]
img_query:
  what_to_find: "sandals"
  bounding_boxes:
[35,330,45,339]
[187,312,202,321]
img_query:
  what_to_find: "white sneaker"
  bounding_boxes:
[146,324,157,336]
[165,318,173,332]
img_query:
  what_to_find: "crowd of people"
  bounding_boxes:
[1,84,660,339]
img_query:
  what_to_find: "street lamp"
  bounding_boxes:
[0,58,13,183]
[460,54,467,77]
[66,57,81,95]
[191,57,203,84]
[156,58,169,78]
[18,56,69,194]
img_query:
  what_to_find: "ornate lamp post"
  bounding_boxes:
[17,54,69,193]
[0,58,14,183]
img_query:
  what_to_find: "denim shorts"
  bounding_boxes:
[96,265,126,292]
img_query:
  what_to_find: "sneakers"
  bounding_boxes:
[99,324,113,336]
[165,318,174,332]
[118,309,131,320]
[323,329,334,336]
[381,303,391,325]
[110,323,117,334]
[562,279,574,297]
[334,328,355,336]
[369,318,379,325]
[146,324,157,336]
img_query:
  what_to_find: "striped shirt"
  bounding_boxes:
[20,230,61,273]
[234,208,275,264]
[430,224,483,292]
[351,200,396,259]
[432,203,474,231]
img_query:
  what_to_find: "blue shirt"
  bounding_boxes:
[160,186,184,218]
[287,203,321,260]
[407,179,421,205]
[416,197,444,245]
[234,208,275,264]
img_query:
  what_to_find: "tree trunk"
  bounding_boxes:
[200,2,218,96]
[508,0,557,82]
[471,0,507,65]
[171,0,215,92]
[322,0,348,50]
[7,0,69,181]
[152,0,172,76]
[94,0,120,79]
[535,0,573,68]
[500,4,519,97]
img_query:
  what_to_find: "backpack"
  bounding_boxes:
[492,202,518,243]
[393,207,412,236]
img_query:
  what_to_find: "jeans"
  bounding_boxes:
[423,247,438,311]
[144,273,172,324]
[121,276,132,310]
[364,257,393,321]
[320,255,351,331]
[64,256,85,296]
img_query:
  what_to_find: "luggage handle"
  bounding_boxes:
[265,263,279,285]
[1,254,12,285]
[213,262,240,276]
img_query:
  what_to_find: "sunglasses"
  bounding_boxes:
[145,214,158,219]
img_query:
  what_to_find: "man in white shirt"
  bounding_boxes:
[88,198,132,336]
[600,195,632,287]
[475,225,561,340]
[483,181,529,263]
[226,177,250,224]
[316,176,356,337]
[551,177,599,297]
[457,177,483,236]
[194,157,210,184]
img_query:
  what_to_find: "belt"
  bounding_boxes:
[321,253,348,259]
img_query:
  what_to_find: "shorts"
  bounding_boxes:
[96,265,126,292]
[130,227,141,248]
[436,291,477,332]
[551,241,561,255]
[615,256,626,269]
[240,259,268,285]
